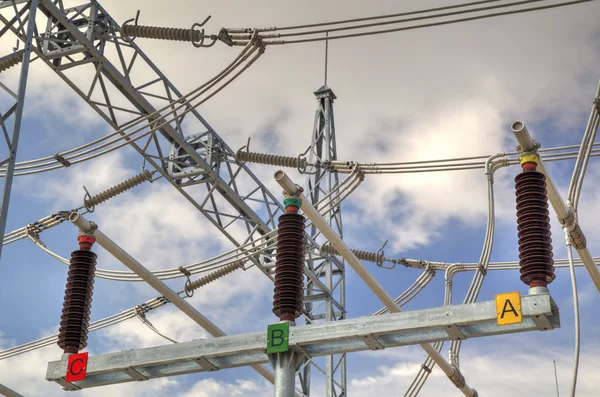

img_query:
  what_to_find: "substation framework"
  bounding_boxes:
[0,1,599,396]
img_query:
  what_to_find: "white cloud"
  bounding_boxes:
[352,343,600,397]
[179,378,272,397]
[2,1,600,397]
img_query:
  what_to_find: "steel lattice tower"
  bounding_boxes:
[302,85,346,397]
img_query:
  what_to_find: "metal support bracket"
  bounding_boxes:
[444,324,466,341]
[122,367,148,381]
[360,334,385,351]
[194,357,219,372]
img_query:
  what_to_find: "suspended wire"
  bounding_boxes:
[22,170,362,282]
[242,0,505,32]
[564,230,580,397]
[230,0,594,45]
[269,0,552,38]
[135,309,180,344]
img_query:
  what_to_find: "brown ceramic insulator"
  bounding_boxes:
[273,213,305,321]
[57,250,97,354]
[515,170,555,287]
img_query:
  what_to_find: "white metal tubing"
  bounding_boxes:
[512,122,600,292]
[68,212,278,388]
[274,170,477,397]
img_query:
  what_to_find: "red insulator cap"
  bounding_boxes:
[285,205,299,214]
[77,235,96,251]
[521,162,537,172]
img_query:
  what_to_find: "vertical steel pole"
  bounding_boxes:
[304,85,345,397]
[0,0,38,258]
[270,323,304,397]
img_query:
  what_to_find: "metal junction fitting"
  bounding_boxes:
[515,154,555,288]
[273,197,305,322]
[57,235,97,354]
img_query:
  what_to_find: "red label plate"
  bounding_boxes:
[66,352,88,382]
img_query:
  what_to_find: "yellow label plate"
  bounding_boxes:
[495,291,522,326]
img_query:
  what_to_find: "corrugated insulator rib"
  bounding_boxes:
[515,170,555,287]
[84,170,152,208]
[0,52,23,74]
[236,149,308,169]
[185,261,243,294]
[57,249,97,354]
[320,242,384,264]
[273,213,305,321]
[121,24,203,42]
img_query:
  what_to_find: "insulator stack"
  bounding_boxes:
[515,157,555,288]
[57,235,97,354]
[236,149,308,169]
[184,261,244,294]
[84,170,153,208]
[273,198,305,321]
[121,24,203,42]
[0,52,23,74]
[320,242,384,264]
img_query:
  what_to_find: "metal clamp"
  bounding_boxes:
[53,153,71,167]
[477,263,487,276]
[82,186,95,213]
[179,266,193,298]
[375,240,393,269]
[421,363,432,374]
[121,9,141,42]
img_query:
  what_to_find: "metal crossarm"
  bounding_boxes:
[46,293,559,390]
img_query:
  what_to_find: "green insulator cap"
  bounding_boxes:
[284,198,302,208]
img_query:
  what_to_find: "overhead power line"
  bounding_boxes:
[224,0,594,45]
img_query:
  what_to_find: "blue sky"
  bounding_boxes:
[1,1,600,396]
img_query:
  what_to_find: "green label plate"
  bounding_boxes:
[267,322,289,354]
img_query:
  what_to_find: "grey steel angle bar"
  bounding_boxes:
[45,294,559,389]
[0,0,337,295]
[0,0,38,258]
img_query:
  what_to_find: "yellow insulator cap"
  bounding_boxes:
[519,154,538,165]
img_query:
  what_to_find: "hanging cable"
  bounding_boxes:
[564,229,580,397]
[231,0,593,45]
[135,308,180,344]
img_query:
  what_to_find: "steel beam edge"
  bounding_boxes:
[45,294,559,389]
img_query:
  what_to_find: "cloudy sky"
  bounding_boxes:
[1,0,600,396]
